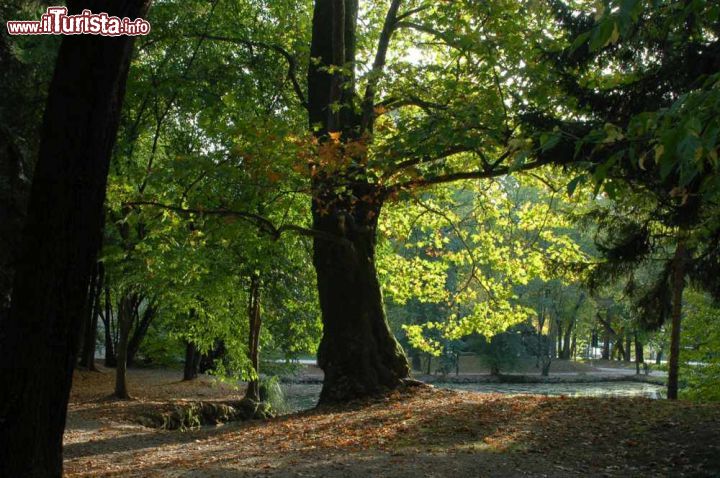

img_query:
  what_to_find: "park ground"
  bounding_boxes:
[64,367,719,477]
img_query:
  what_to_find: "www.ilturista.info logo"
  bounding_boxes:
[6,7,151,36]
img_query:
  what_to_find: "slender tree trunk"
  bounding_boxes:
[411,351,422,371]
[667,238,688,400]
[635,333,644,375]
[245,274,262,402]
[103,285,117,367]
[183,341,200,381]
[77,263,97,357]
[556,322,563,358]
[0,3,150,475]
[602,334,610,360]
[624,335,632,362]
[114,294,136,399]
[80,262,104,370]
[126,301,155,367]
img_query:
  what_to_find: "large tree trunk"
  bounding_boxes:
[313,200,409,402]
[0,2,149,475]
[183,341,200,381]
[245,274,262,402]
[667,239,688,400]
[308,0,409,403]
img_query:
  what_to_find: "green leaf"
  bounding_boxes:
[567,175,586,197]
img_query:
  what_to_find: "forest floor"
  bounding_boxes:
[64,367,720,477]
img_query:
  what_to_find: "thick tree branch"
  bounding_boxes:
[375,95,448,115]
[383,149,570,197]
[396,3,433,22]
[361,0,403,132]
[125,201,349,245]
[196,34,308,109]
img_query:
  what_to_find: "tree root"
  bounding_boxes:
[137,398,274,430]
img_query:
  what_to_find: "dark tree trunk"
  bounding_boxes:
[102,285,117,367]
[656,349,663,365]
[0,2,149,475]
[76,262,97,357]
[114,294,137,399]
[126,301,155,367]
[313,200,409,402]
[615,338,626,361]
[561,322,573,360]
[426,354,432,375]
[183,341,201,381]
[668,239,688,400]
[80,262,104,370]
[199,340,226,373]
[245,274,262,401]
[602,334,610,360]
[634,333,644,375]
[411,351,422,372]
[624,335,632,362]
[308,0,409,403]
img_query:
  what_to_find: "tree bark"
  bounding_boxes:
[313,200,410,402]
[183,341,200,381]
[80,262,104,370]
[667,238,688,400]
[126,301,155,367]
[114,294,137,399]
[102,285,117,367]
[0,2,150,475]
[411,351,422,372]
[624,335,632,362]
[634,333,644,375]
[602,333,611,360]
[245,274,262,401]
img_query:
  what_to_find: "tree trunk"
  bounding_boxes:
[114,294,136,399]
[307,0,409,403]
[561,322,573,360]
[602,334,610,360]
[411,351,422,372]
[199,340,226,373]
[80,262,104,370]
[667,238,688,400]
[126,301,155,367]
[183,341,200,381]
[245,274,262,402]
[556,322,563,358]
[624,335,632,362]
[634,333,644,375]
[102,285,117,367]
[0,3,149,475]
[313,202,409,402]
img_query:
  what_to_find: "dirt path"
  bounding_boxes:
[63,367,720,477]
